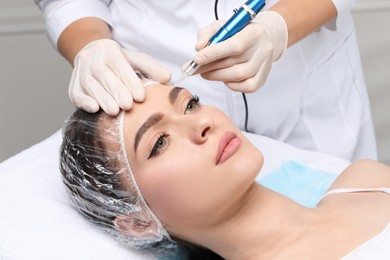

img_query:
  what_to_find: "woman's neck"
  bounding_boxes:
[189,183,321,259]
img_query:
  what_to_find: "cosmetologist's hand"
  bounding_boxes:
[69,39,171,115]
[187,11,287,92]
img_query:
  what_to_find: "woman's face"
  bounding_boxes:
[123,83,263,233]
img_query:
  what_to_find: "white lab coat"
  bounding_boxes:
[35,0,377,161]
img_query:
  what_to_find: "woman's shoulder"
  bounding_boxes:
[327,159,390,191]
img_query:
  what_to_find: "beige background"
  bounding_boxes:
[0,0,389,164]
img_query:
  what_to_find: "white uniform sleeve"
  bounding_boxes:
[332,0,356,13]
[325,0,356,30]
[34,0,113,49]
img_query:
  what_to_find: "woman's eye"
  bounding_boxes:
[185,95,200,113]
[148,133,169,159]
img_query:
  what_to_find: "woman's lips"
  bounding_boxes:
[216,131,242,165]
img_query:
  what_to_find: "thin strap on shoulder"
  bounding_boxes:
[318,187,390,204]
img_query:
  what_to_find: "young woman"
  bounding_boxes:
[60,79,390,259]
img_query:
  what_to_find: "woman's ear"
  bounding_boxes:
[114,212,161,239]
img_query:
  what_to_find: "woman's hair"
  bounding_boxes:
[59,81,223,259]
[60,108,176,255]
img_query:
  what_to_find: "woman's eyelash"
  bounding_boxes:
[148,133,169,159]
[147,95,200,159]
[185,95,200,113]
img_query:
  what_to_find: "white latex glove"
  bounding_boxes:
[69,39,171,115]
[186,11,287,92]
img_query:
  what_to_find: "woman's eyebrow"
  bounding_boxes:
[169,87,184,105]
[133,87,185,152]
[134,112,164,152]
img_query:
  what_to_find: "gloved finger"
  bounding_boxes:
[224,59,273,92]
[195,52,251,75]
[72,92,100,113]
[182,48,250,77]
[194,23,263,66]
[84,76,121,116]
[91,64,134,110]
[70,78,100,113]
[68,66,80,103]
[224,77,259,93]
[194,38,246,67]
[117,68,145,102]
[123,51,171,85]
[200,61,258,83]
[195,20,226,51]
[106,50,146,102]
[68,66,100,113]
[202,45,273,82]
[251,59,273,88]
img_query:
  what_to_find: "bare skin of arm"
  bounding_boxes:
[57,17,112,66]
[270,0,338,47]
[328,160,390,191]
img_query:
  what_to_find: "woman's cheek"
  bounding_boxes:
[136,163,191,219]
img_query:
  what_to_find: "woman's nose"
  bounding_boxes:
[187,113,214,144]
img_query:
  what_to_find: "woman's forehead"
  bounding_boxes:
[145,83,174,95]
[139,84,189,109]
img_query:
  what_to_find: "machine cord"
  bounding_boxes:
[214,0,250,132]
